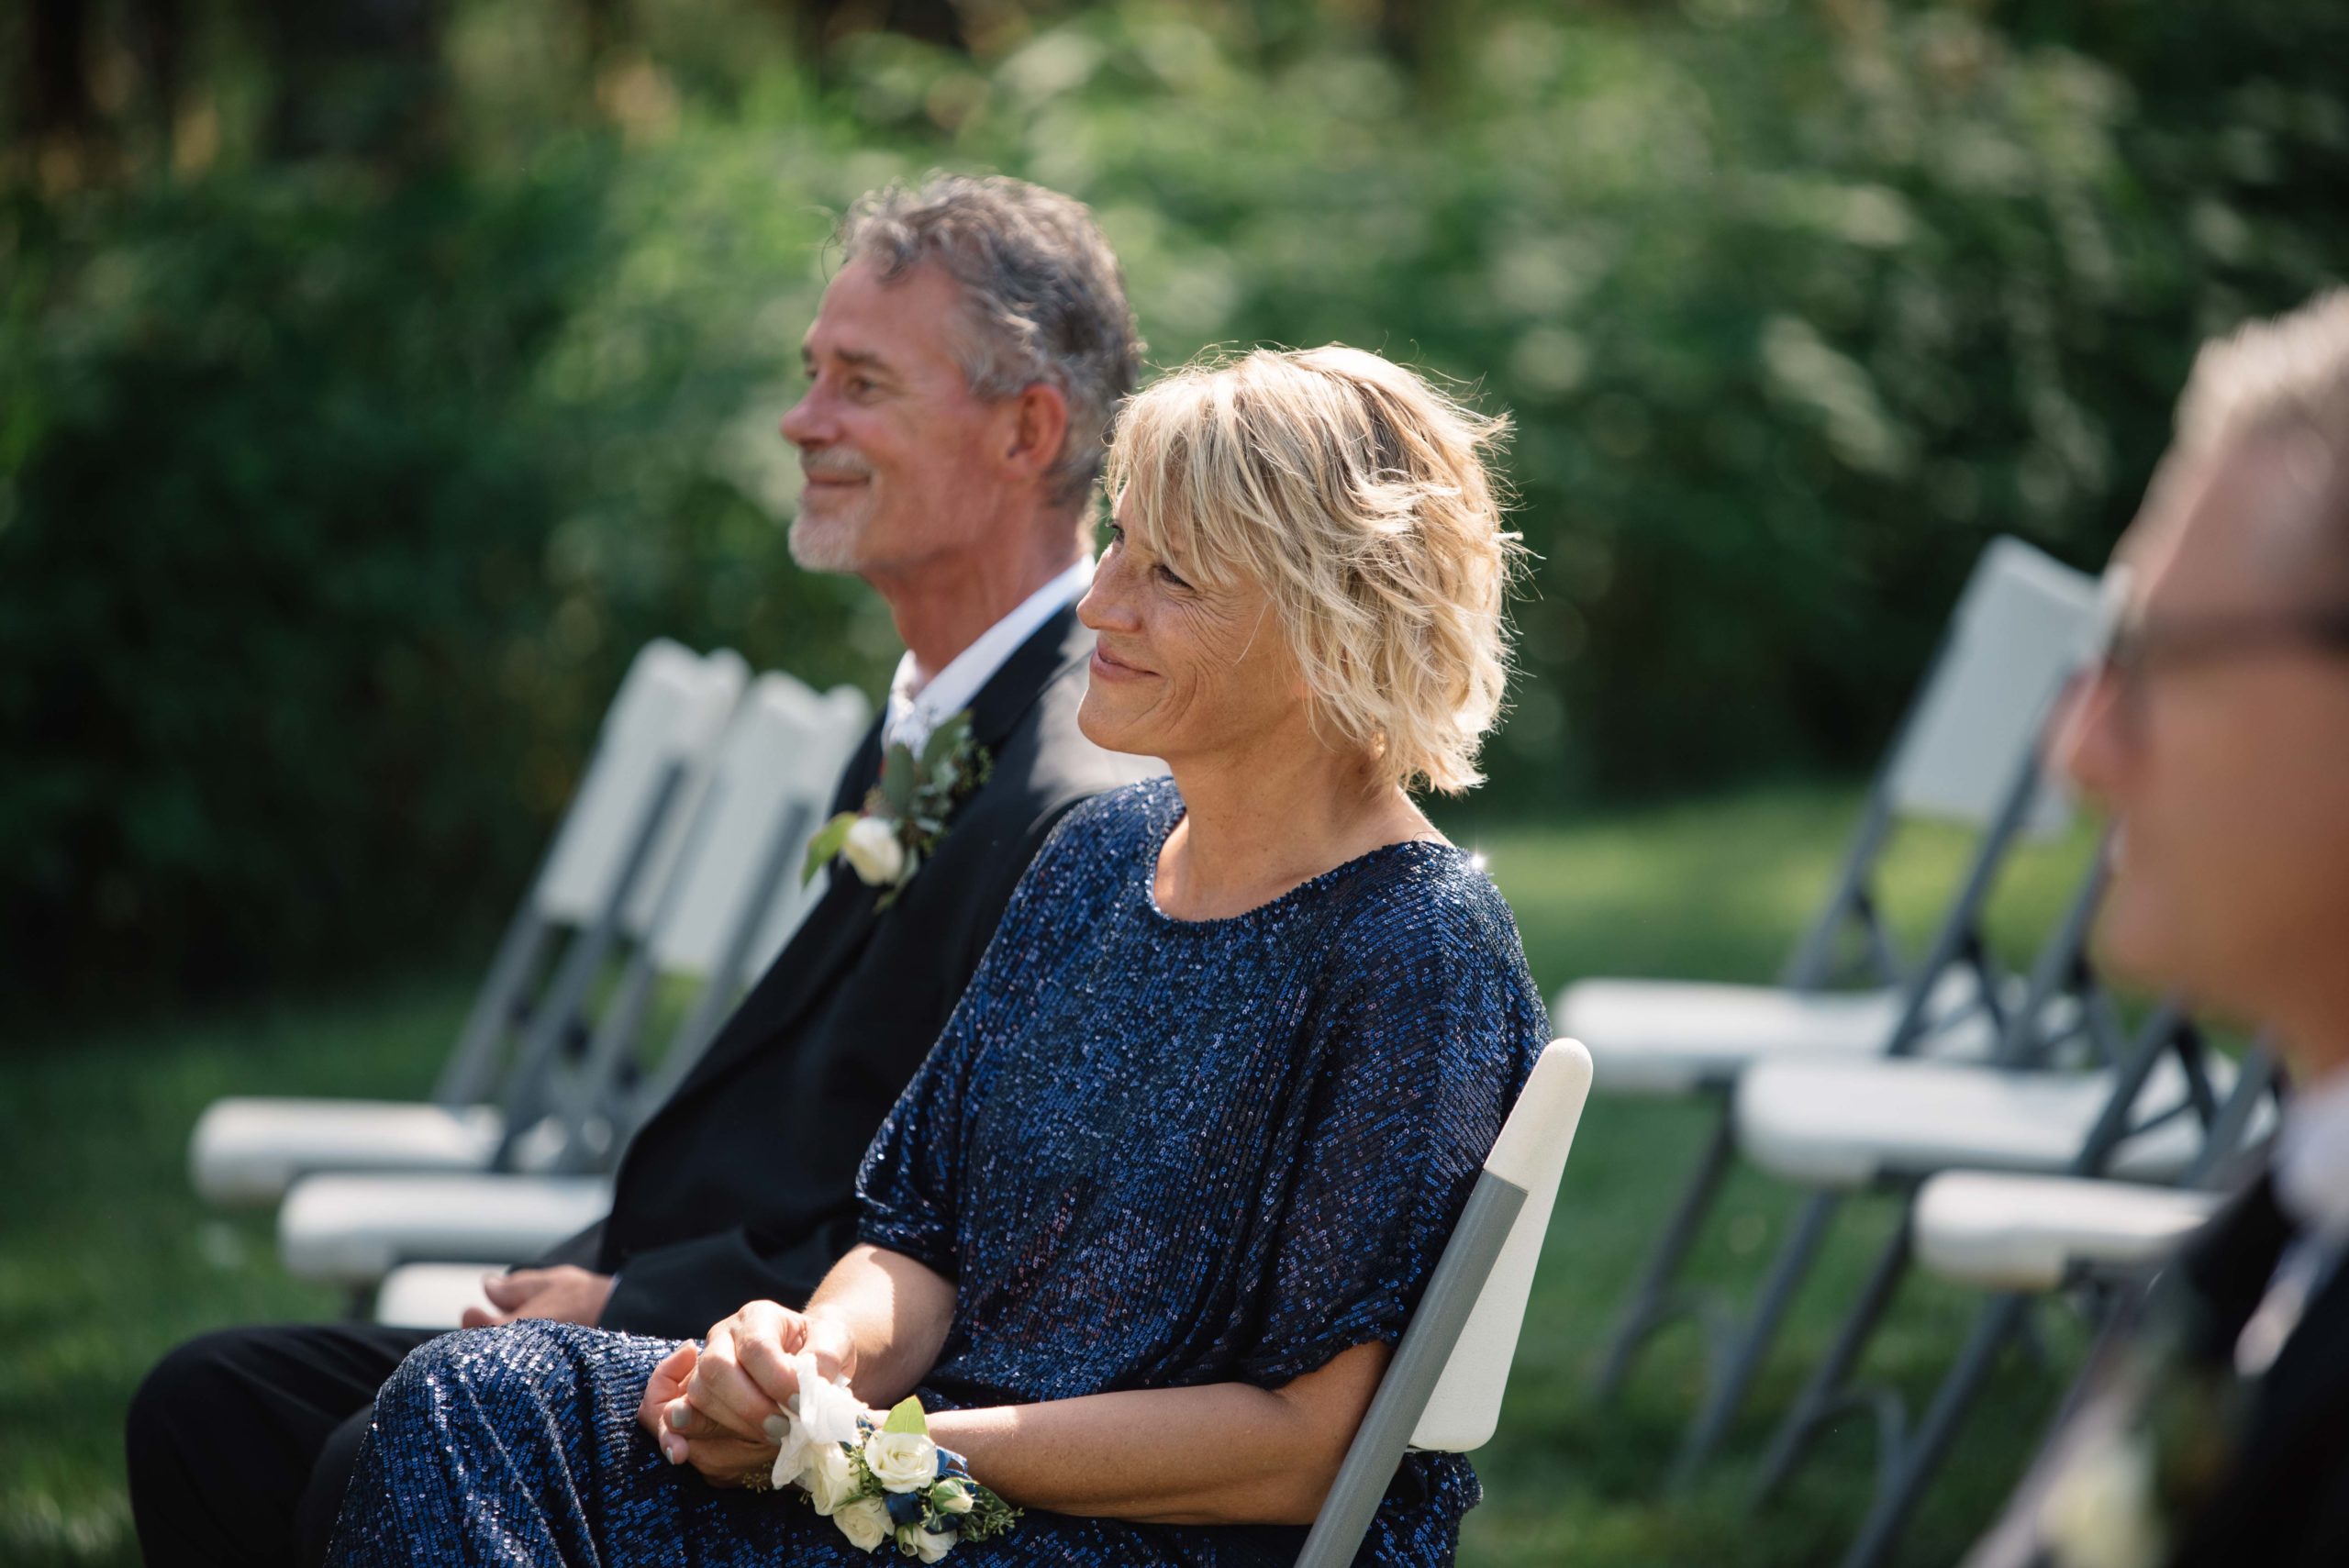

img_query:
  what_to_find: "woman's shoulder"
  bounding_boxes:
[1323,842,1541,999]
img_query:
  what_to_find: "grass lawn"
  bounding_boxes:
[3,780,2119,1566]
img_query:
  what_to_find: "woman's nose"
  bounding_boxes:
[1077,565,1138,633]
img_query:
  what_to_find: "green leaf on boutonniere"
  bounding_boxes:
[879,742,918,816]
[920,712,974,780]
[881,1397,930,1438]
[800,811,859,885]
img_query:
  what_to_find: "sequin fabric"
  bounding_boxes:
[328,778,1550,1567]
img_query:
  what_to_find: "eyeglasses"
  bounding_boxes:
[2076,604,2349,733]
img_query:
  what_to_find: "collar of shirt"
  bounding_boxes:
[883,557,1094,757]
[2275,1061,2349,1241]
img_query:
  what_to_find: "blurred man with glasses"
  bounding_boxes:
[1969,291,2349,1568]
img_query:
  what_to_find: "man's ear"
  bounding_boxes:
[1001,382,1073,486]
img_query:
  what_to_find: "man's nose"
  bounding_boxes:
[779,389,829,449]
[2050,664,2125,810]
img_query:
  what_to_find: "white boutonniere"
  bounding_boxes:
[802,711,993,911]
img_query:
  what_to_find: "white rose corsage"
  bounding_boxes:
[760,1351,1019,1559]
[803,711,993,911]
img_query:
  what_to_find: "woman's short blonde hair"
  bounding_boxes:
[1106,345,1523,795]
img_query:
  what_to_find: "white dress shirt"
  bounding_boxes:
[882,558,1094,756]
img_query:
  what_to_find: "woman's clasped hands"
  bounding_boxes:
[634,1299,860,1487]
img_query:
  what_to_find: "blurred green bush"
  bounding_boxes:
[2,0,2342,1009]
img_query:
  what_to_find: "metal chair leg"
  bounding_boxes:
[1595,1098,1736,1402]
[1753,1207,1916,1505]
[1675,1190,1842,1482]
[1839,1293,2032,1568]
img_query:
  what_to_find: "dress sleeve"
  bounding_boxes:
[852,796,1111,1276]
[1236,885,1547,1387]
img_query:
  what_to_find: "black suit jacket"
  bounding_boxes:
[1969,1171,2349,1568]
[551,608,1152,1338]
[2160,1173,2349,1568]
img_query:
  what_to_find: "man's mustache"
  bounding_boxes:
[801,451,874,482]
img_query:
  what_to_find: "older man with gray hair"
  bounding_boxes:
[1968,290,2349,1568]
[128,173,1153,1568]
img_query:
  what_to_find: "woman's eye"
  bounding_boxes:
[1154,563,1189,590]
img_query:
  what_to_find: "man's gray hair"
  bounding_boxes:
[2176,289,2349,558]
[840,174,1143,509]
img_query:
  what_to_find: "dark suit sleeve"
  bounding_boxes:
[596,795,1093,1340]
[528,1221,605,1273]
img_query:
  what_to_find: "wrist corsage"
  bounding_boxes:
[763,1351,1019,1560]
[803,711,993,910]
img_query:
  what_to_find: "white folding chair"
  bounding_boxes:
[276,673,871,1296]
[1809,1048,2277,1568]
[188,642,748,1207]
[1577,538,2108,1404]
[1727,1002,2274,1568]
[1296,1040,1594,1568]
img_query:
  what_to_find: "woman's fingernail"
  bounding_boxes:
[662,1435,685,1464]
[664,1404,690,1431]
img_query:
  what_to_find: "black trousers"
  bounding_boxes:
[126,1322,437,1568]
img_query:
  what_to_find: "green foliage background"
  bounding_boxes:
[2,0,2343,1008]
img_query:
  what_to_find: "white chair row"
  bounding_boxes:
[191,639,750,1206]
[1565,536,2110,1408]
[1552,535,2284,1567]
[186,640,871,1309]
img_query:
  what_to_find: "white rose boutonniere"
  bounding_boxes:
[803,711,993,911]
[840,816,907,885]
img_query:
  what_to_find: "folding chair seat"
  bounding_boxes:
[279,1173,613,1286]
[189,641,749,1207]
[1564,967,2017,1097]
[1910,1172,2221,1293]
[1732,1051,2255,1192]
[280,672,873,1294]
[1296,1040,1593,1567]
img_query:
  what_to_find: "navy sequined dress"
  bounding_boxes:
[328,778,1550,1567]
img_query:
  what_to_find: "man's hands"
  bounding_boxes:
[633,1300,858,1488]
[459,1266,616,1329]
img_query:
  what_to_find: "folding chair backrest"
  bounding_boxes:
[533,644,746,929]
[523,673,868,1167]
[649,674,873,978]
[746,684,877,975]
[435,640,736,1107]
[1881,537,2101,837]
[1296,1040,1594,1568]
[616,651,753,937]
[1417,1039,1598,1450]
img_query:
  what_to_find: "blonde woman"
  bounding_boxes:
[328,347,1548,1568]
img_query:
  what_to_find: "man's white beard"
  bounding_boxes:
[788,508,865,573]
